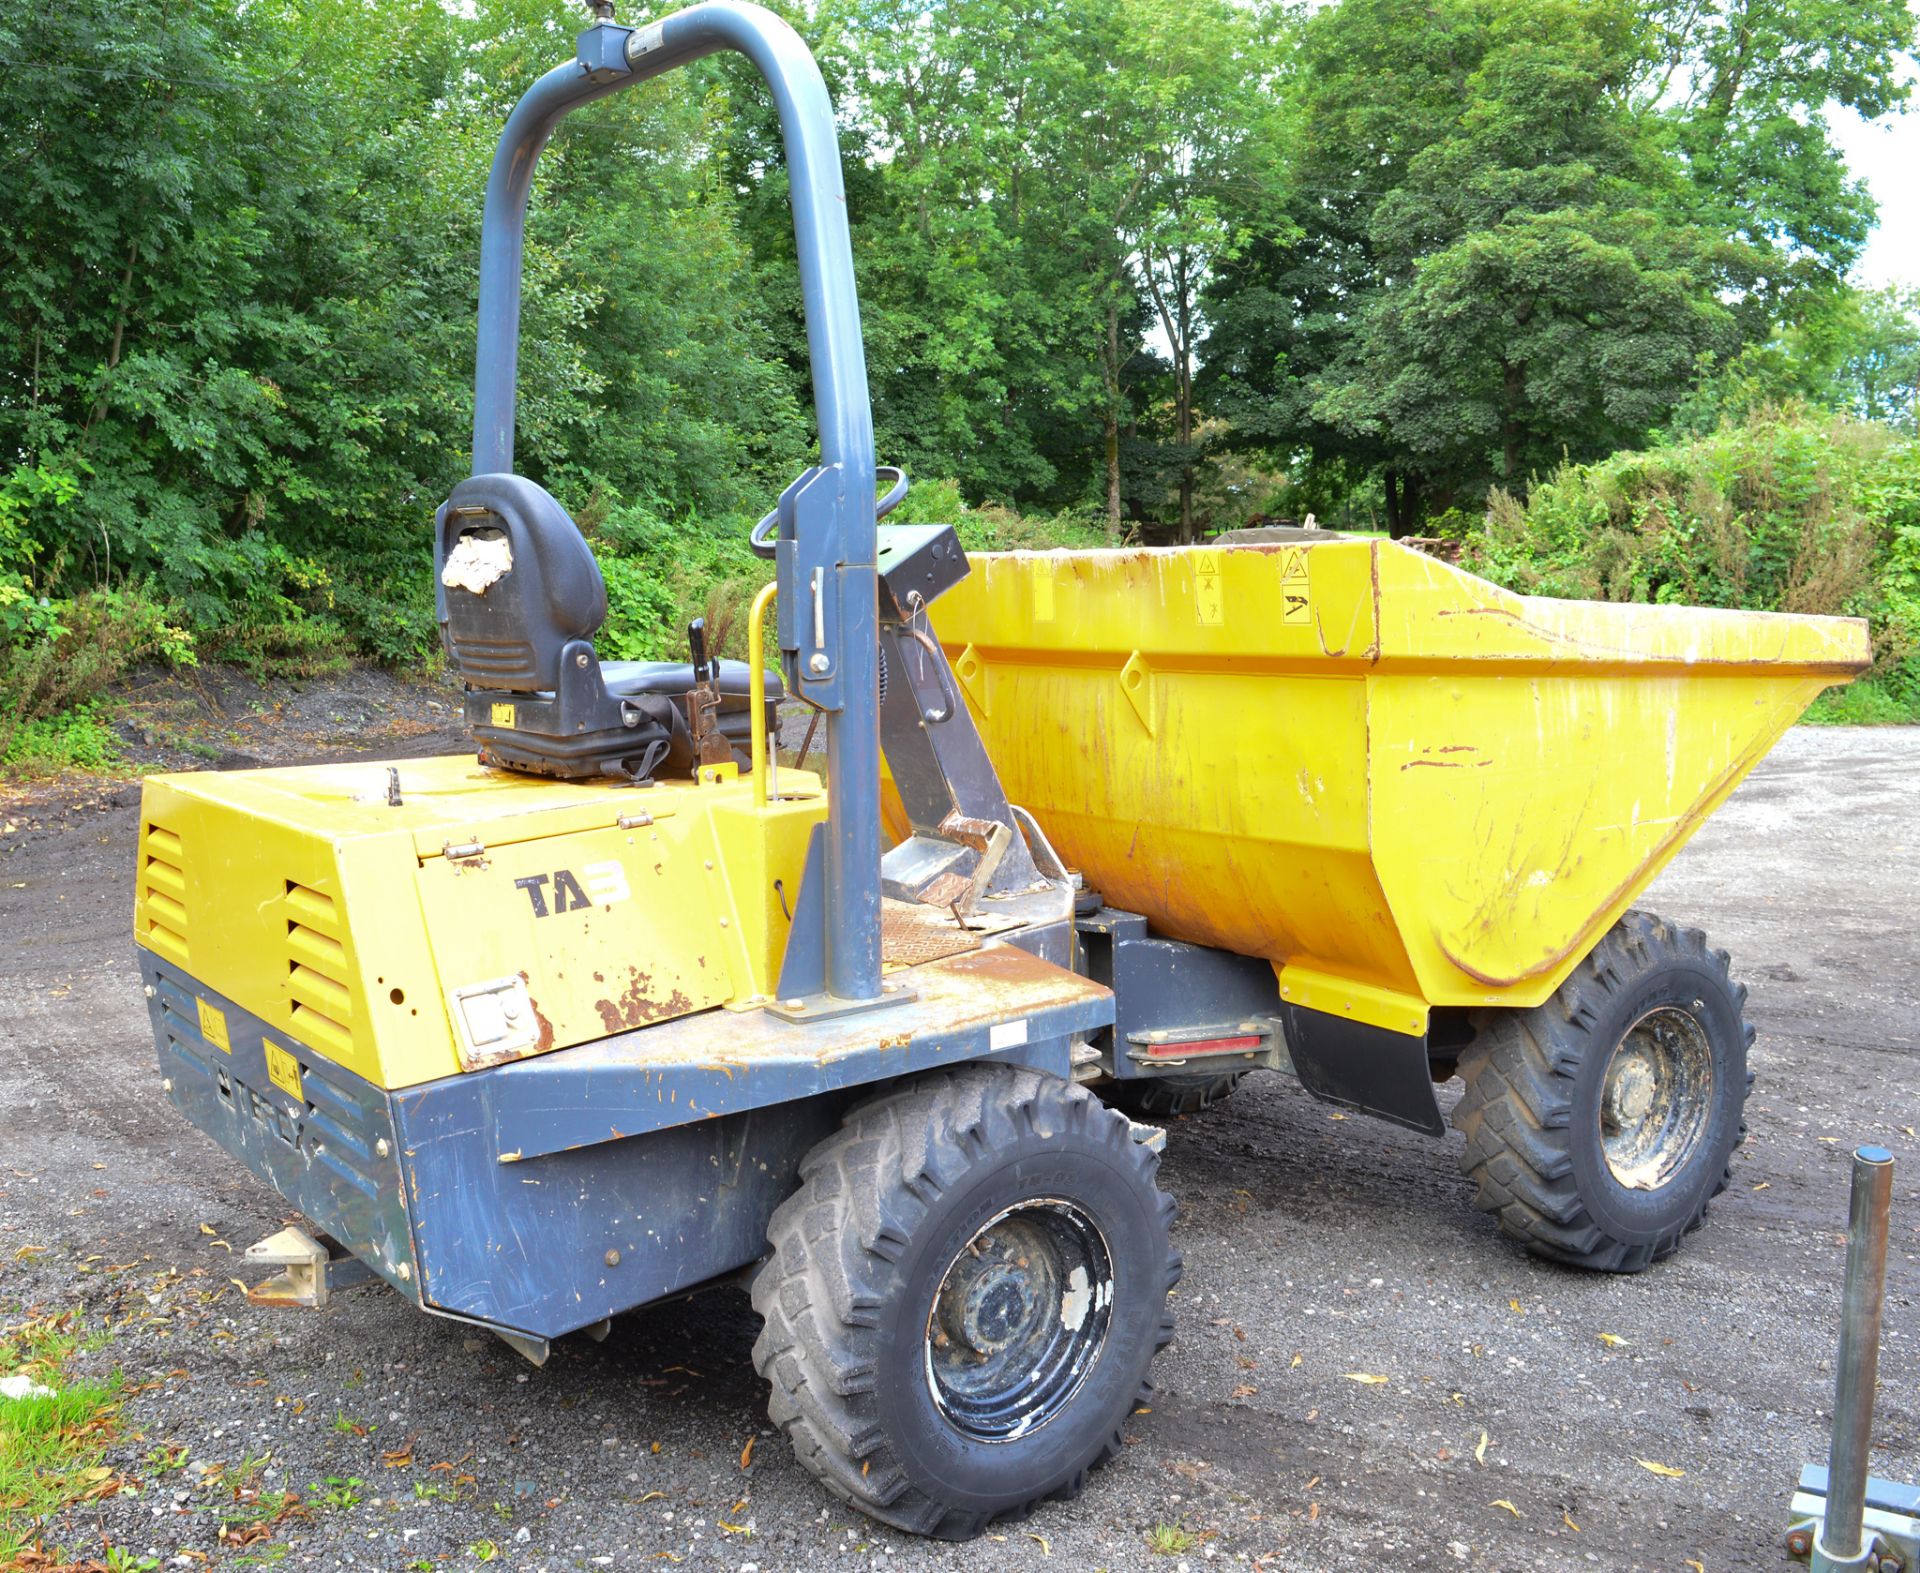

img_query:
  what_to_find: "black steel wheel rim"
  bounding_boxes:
[923,1199,1113,1442]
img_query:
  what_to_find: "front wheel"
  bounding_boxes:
[750,1064,1179,1539]
[1452,910,1753,1272]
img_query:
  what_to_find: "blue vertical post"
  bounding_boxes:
[468,1,882,1005]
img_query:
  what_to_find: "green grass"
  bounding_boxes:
[1803,674,1920,724]
[1146,1521,1199,1555]
[0,1312,125,1562]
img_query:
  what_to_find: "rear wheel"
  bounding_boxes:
[750,1064,1179,1539]
[1452,910,1752,1272]
[1102,1071,1246,1119]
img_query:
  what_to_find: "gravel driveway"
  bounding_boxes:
[2,724,1915,1572]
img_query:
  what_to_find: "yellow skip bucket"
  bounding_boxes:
[927,540,1870,1038]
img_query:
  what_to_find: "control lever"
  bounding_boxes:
[685,619,732,767]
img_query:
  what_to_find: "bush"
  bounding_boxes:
[1,702,125,776]
[0,584,195,762]
[1460,406,1920,721]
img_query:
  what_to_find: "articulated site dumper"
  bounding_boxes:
[131,0,1873,1539]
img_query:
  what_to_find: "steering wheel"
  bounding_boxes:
[749,466,908,560]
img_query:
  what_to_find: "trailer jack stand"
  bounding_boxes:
[243,1226,375,1310]
[1786,1147,1915,1573]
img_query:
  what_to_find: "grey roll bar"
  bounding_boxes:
[468,2,883,1006]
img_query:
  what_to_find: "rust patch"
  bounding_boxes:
[937,810,998,852]
[518,971,555,1055]
[1366,542,1382,664]
[594,964,695,1034]
[917,870,974,909]
[1402,753,1493,770]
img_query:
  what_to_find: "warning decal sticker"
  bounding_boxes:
[1280,547,1311,625]
[263,1039,305,1103]
[196,998,231,1054]
[1194,551,1224,625]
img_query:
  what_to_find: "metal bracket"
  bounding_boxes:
[244,1226,375,1310]
[495,1327,551,1367]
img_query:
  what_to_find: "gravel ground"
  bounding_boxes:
[1,720,1915,1573]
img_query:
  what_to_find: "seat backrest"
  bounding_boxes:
[436,473,607,691]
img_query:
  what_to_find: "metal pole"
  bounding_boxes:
[1818,1144,1894,1569]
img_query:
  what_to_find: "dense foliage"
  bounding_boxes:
[0,0,1915,763]
[1461,406,1920,720]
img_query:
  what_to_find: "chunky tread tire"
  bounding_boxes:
[1102,1071,1246,1119]
[1452,909,1754,1273]
[749,1064,1179,1539]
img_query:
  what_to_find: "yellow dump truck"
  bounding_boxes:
[130,0,1873,1541]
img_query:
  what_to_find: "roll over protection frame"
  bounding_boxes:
[468,2,884,1006]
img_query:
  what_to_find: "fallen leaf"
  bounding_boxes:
[1343,1373,1389,1385]
[739,1436,754,1470]
[717,1521,750,1535]
[1597,1332,1627,1348]
[1308,1501,1321,1522]
[1508,1299,1524,1315]
[1752,1181,1770,1191]
[1491,1499,1521,1518]
[638,1491,666,1503]
[1231,1384,1257,1399]
[200,1224,217,1236]
[1563,1512,1580,1533]
[1685,1561,1704,1572]
[1475,1431,1489,1465]
[1637,1459,1685,1479]
[650,1441,662,1454]
[1027,1533,1051,1556]
[1289,1353,1302,1369]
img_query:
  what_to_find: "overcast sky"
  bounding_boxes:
[1830,96,1918,292]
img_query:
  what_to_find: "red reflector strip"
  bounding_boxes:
[1142,1034,1264,1059]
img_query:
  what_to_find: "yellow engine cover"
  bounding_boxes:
[134,755,825,1090]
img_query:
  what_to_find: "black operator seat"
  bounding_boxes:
[435,473,780,781]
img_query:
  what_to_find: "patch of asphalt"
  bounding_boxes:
[0,725,1914,1571]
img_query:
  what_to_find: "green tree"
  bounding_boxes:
[1203,0,1917,535]
[0,0,807,664]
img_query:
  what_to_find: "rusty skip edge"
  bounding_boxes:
[443,944,1115,1167]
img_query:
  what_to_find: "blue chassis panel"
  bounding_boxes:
[138,945,1108,1341]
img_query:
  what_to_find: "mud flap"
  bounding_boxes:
[1281,1002,1445,1136]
